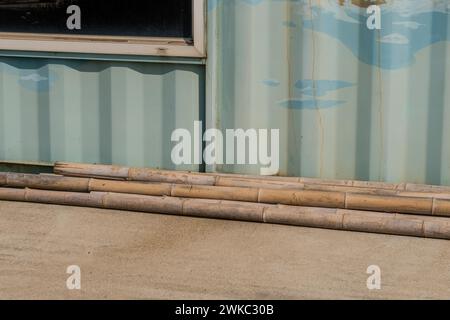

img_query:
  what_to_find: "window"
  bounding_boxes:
[0,0,205,57]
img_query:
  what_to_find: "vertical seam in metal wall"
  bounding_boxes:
[286,0,293,175]
[205,0,220,174]
[309,0,325,178]
[376,28,385,181]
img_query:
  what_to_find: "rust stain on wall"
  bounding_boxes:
[338,0,386,8]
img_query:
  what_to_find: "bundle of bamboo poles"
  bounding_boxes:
[0,162,449,240]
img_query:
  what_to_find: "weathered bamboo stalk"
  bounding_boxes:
[54,162,450,194]
[0,172,89,192]
[3,172,450,217]
[89,178,172,196]
[0,187,449,240]
[0,173,6,186]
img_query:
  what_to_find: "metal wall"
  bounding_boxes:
[0,55,204,171]
[207,0,450,185]
[1,0,450,186]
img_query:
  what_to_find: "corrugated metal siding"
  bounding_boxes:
[1,0,449,186]
[0,57,204,171]
[207,0,450,185]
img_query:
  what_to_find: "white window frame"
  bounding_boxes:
[0,0,206,58]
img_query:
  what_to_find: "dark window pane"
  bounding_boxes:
[0,0,192,38]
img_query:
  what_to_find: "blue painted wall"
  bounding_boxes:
[207,0,450,185]
[1,0,450,186]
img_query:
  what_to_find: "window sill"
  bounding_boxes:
[0,48,206,65]
[0,32,205,59]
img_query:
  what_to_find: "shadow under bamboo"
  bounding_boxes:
[0,187,449,240]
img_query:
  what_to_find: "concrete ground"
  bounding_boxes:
[0,200,449,300]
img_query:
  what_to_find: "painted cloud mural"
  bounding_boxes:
[301,0,450,69]
[210,0,450,70]
[209,0,450,109]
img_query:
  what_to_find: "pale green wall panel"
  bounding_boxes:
[207,0,450,185]
[0,57,204,171]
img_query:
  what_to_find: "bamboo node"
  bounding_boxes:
[432,198,437,216]
[257,188,262,203]
[344,192,349,209]
[262,206,268,223]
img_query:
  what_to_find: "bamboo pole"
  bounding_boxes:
[171,184,259,202]
[54,163,130,180]
[89,178,172,196]
[54,162,450,194]
[0,172,89,192]
[0,187,449,240]
[3,172,450,217]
